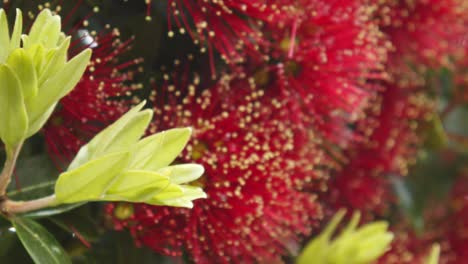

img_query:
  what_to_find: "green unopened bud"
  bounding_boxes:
[0,8,92,150]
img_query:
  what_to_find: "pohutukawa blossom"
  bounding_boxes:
[257,0,388,144]
[374,0,466,69]
[325,0,464,217]
[327,83,434,215]
[107,72,326,263]
[35,5,142,165]
[158,0,279,69]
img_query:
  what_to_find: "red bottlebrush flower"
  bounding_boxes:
[375,0,466,69]
[41,9,141,164]
[257,0,388,144]
[327,83,434,215]
[154,0,278,70]
[107,72,326,263]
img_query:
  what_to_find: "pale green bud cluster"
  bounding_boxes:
[54,102,207,208]
[0,8,91,152]
[297,210,394,264]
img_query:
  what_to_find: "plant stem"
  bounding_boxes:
[0,143,23,195]
[1,195,56,214]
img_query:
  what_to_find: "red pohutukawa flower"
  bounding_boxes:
[153,0,280,70]
[327,83,434,215]
[374,0,466,69]
[41,9,142,164]
[256,0,388,144]
[107,72,327,263]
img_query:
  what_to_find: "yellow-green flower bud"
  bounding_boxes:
[0,8,92,150]
[297,209,394,264]
[54,102,207,208]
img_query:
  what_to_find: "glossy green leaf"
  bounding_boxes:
[68,101,148,170]
[0,64,28,147]
[7,48,38,99]
[156,164,204,184]
[55,152,130,203]
[131,127,192,171]
[12,217,71,264]
[27,48,92,136]
[0,9,10,62]
[10,9,22,51]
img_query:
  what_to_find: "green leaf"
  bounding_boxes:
[68,101,149,170]
[156,164,204,184]
[12,217,71,264]
[106,170,170,201]
[7,48,38,99]
[87,101,151,157]
[154,185,206,208]
[100,110,153,156]
[10,9,23,51]
[23,203,85,219]
[27,9,54,47]
[355,232,394,262]
[0,64,28,147]
[0,9,10,62]
[297,210,393,264]
[131,127,192,171]
[27,49,92,136]
[55,152,130,203]
[27,103,57,139]
[24,43,47,75]
[38,37,70,86]
[37,15,61,49]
